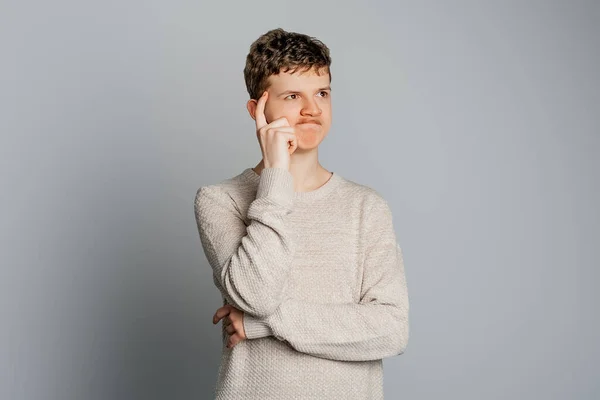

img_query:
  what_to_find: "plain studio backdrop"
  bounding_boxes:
[1,1,598,399]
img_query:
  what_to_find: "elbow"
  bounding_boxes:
[385,324,409,358]
[394,329,409,356]
[389,307,410,356]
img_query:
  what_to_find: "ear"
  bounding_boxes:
[246,99,257,121]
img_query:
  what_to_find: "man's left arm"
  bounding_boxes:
[243,199,410,362]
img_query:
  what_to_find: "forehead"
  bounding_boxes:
[267,67,330,91]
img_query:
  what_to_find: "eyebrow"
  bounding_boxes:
[277,86,332,96]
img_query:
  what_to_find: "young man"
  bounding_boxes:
[194,28,409,400]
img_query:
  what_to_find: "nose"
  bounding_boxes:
[300,98,322,117]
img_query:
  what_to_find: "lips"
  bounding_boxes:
[297,123,321,129]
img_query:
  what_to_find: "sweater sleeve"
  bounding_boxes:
[194,167,296,318]
[242,198,410,362]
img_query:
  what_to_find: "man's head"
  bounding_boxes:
[244,28,332,152]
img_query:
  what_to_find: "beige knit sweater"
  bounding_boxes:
[194,167,409,400]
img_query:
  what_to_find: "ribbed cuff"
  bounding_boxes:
[255,167,294,206]
[243,314,274,339]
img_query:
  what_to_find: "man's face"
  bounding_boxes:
[249,67,332,152]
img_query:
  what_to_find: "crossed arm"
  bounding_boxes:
[195,168,409,362]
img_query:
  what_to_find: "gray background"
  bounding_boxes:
[2,1,598,399]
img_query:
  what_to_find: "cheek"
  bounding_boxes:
[280,104,301,123]
[263,109,276,124]
[265,104,297,125]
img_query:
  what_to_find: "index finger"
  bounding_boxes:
[255,91,268,130]
[213,307,231,324]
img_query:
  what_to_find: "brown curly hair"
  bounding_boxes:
[244,28,332,100]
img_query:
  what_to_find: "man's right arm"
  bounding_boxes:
[194,167,295,318]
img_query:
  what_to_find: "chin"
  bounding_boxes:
[296,137,327,151]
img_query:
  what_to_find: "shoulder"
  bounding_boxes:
[194,169,256,213]
[335,174,392,215]
[335,175,398,241]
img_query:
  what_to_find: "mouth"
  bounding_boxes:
[298,121,321,126]
[297,123,321,130]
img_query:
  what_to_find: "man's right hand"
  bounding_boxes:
[255,91,298,170]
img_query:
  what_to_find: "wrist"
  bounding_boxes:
[243,314,273,339]
[255,167,294,202]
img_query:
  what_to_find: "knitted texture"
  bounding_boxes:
[194,167,409,400]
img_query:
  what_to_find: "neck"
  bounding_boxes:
[253,148,332,192]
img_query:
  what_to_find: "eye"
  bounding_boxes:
[318,91,329,97]
[284,94,298,100]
